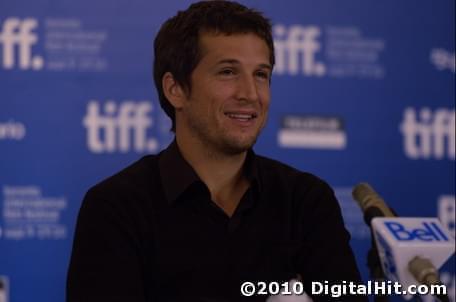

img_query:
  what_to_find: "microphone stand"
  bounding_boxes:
[367,230,389,302]
[353,184,451,302]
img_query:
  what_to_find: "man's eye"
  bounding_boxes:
[256,71,270,80]
[219,69,235,75]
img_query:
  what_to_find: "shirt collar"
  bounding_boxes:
[158,140,261,204]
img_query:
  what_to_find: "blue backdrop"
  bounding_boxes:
[1,1,454,301]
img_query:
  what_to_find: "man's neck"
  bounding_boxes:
[175,134,250,216]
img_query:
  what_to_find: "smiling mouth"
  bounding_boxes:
[224,112,258,122]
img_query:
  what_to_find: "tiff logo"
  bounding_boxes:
[273,24,325,76]
[82,101,158,153]
[400,107,455,160]
[0,17,43,70]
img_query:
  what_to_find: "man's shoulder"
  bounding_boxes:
[86,154,159,199]
[255,154,329,191]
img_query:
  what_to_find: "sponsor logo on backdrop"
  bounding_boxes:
[400,107,455,160]
[273,24,385,79]
[278,115,346,149]
[0,276,8,302]
[1,185,67,240]
[431,48,455,73]
[0,17,108,71]
[334,188,370,240]
[0,120,26,140]
[83,100,160,153]
[438,195,455,238]
[0,17,43,70]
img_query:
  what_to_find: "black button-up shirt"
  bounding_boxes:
[67,141,366,302]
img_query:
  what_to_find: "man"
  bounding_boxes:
[67,1,367,301]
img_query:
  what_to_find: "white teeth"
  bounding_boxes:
[226,113,256,120]
[230,114,251,119]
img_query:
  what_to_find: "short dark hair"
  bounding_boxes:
[153,0,275,132]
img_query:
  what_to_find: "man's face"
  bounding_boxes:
[179,32,272,155]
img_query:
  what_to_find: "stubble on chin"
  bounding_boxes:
[217,133,258,155]
[217,116,267,155]
[186,112,266,157]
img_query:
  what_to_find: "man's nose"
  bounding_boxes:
[236,73,259,103]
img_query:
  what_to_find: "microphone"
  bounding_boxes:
[352,183,455,301]
[408,256,444,289]
[372,217,454,301]
[352,182,395,225]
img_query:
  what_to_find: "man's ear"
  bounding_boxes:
[162,72,186,110]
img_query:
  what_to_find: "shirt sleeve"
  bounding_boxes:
[294,176,368,302]
[66,188,147,302]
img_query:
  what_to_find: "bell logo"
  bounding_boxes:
[375,232,398,280]
[82,101,158,153]
[399,107,455,160]
[0,17,43,70]
[384,221,450,242]
[273,24,326,76]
